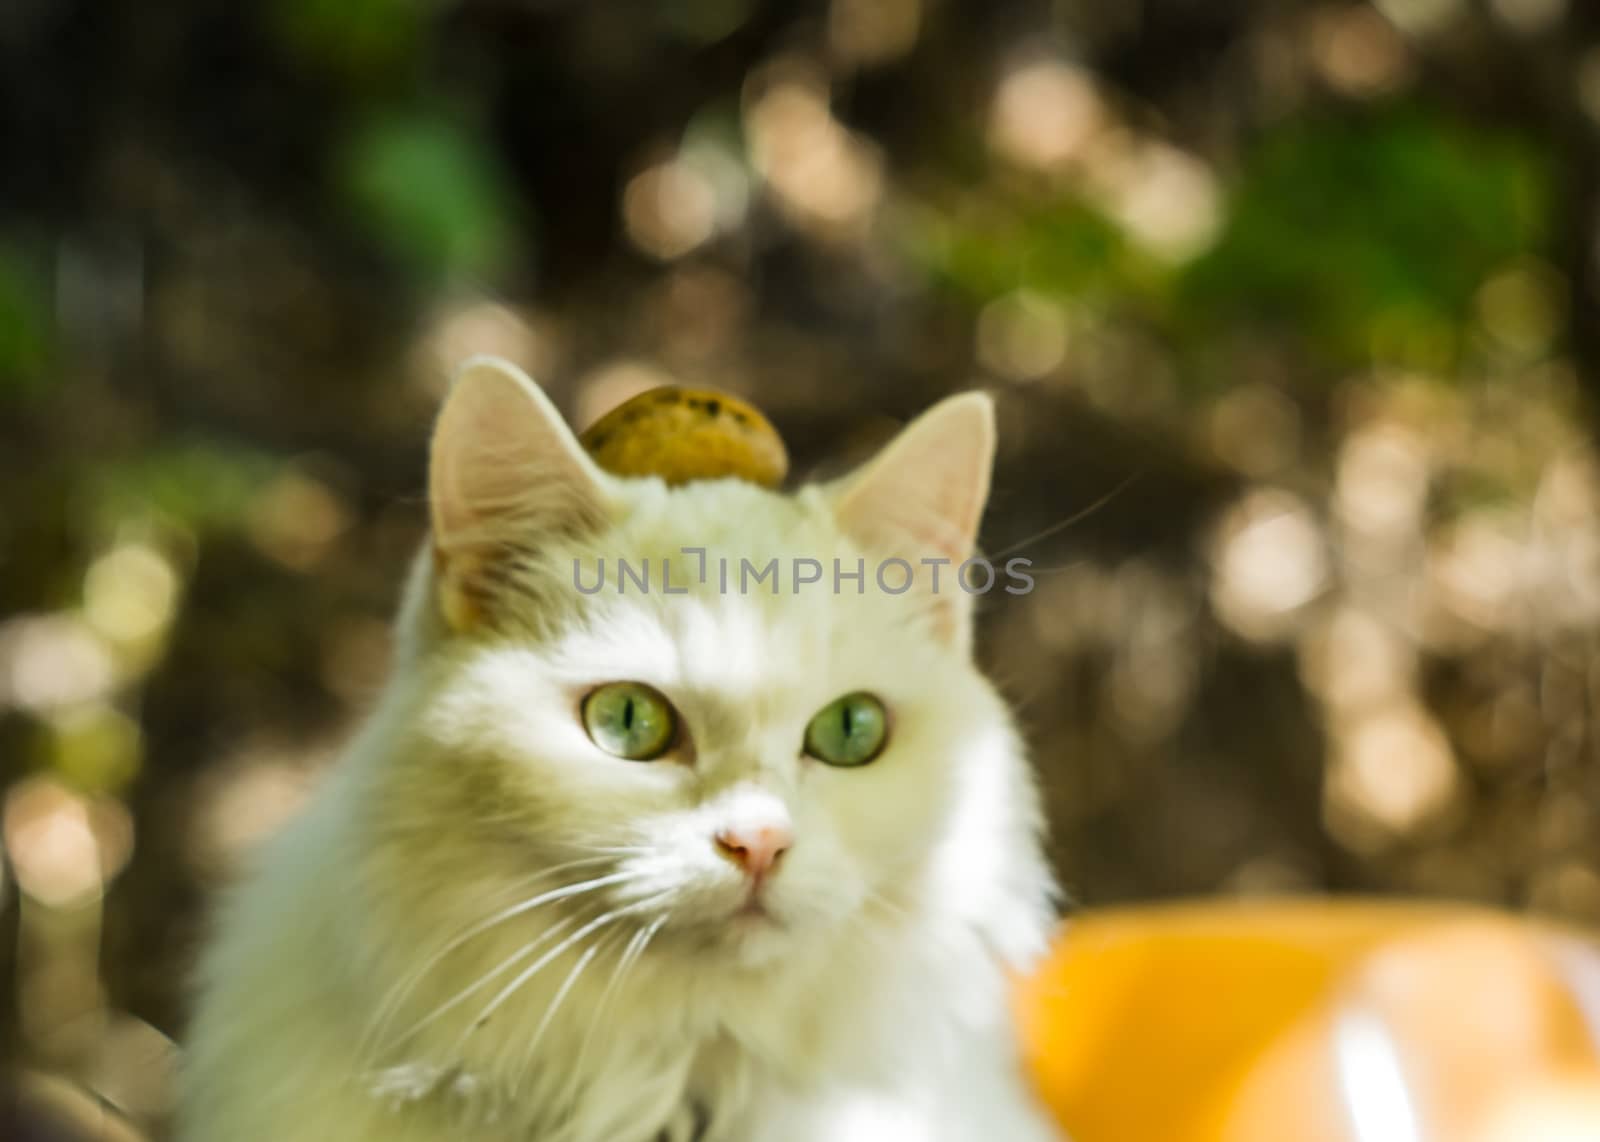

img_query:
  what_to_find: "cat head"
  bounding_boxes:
[373,357,1020,975]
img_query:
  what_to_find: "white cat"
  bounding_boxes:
[178,357,1063,1142]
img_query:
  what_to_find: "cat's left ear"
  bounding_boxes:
[834,392,995,639]
[429,356,612,631]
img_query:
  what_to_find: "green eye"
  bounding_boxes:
[803,692,889,767]
[582,682,678,761]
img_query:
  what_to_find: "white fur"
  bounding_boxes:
[178,366,1062,1142]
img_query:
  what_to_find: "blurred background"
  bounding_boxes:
[2,0,1599,1135]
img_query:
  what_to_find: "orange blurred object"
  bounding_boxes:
[1015,899,1600,1142]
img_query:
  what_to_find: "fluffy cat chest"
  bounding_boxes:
[377,995,918,1142]
[369,1031,748,1142]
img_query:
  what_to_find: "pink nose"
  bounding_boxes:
[714,823,793,880]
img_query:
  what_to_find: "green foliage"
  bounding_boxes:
[656,0,753,44]
[0,250,53,398]
[340,114,523,280]
[908,109,1552,386]
[904,196,1147,305]
[272,0,424,86]
[87,441,279,532]
[1184,111,1552,367]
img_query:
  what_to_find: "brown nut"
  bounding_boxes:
[579,386,788,489]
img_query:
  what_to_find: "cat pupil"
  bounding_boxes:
[622,697,635,731]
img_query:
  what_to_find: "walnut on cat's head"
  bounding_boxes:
[577,383,788,489]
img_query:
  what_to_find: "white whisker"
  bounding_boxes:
[360,861,631,1062]
[570,913,666,1087]
[863,885,915,925]
[512,929,614,1090]
[459,899,649,1047]
[380,911,588,1057]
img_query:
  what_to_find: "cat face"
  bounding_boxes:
[379,358,1009,973]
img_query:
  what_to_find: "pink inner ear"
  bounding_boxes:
[867,494,977,566]
[429,358,608,555]
[835,392,995,567]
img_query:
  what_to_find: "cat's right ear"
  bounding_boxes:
[429,356,611,631]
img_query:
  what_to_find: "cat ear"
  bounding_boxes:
[835,393,995,641]
[429,356,610,631]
